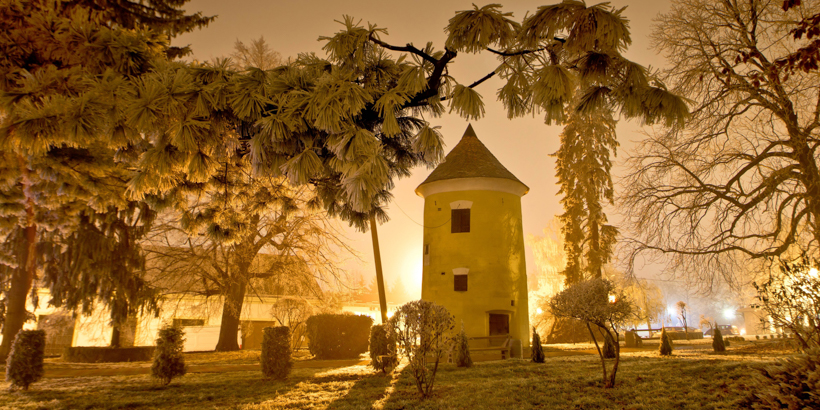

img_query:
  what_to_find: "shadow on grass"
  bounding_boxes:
[324,365,396,410]
[1,368,326,409]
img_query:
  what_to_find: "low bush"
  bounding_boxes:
[741,349,820,409]
[261,326,291,380]
[454,322,472,368]
[532,327,545,363]
[659,327,673,356]
[151,326,186,386]
[369,324,396,372]
[388,300,453,398]
[5,329,46,391]
[63,346,155,363]
[306,314,372,359]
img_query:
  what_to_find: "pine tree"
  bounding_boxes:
[44,204,160,347]
[0,0,203,359]
[125,3,687,335]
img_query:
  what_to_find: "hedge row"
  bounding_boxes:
[306,314,372,359]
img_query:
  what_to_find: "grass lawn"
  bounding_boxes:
[0,340,796,409]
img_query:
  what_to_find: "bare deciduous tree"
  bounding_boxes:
[230,36,283,70]
[622,0,820,290]
[387,300,454,398]
[549,278,634,388]
[270,297,313,351]
[754,256,820,351]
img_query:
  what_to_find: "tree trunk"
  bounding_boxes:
[110,326,121,348]
[0,219,37,360]
[215,278,248,351]
[370,214,388,324]
[586,323,608,387]
[590,217,602,279]
[607,328,620,388]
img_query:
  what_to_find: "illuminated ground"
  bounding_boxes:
[0,339,795,409]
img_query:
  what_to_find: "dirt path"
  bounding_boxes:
[43,358,369,379]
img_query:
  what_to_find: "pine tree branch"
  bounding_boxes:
[368,34,438,65]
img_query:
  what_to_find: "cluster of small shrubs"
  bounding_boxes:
[369,324,396,372]
[5,329,46,391]
[306,314,372,359]
[741,349,820,408]
[151,326,186,386]
[531,327,545,363]
[261,326,291,379]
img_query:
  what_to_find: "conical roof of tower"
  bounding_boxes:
[417,124,527,189]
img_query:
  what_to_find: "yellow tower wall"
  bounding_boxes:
[420,188,529,347]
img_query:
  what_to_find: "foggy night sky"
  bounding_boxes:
[174,0,675,299]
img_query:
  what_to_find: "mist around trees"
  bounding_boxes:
[0,0,818,381]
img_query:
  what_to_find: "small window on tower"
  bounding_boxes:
[454,275,468,291]
[451,209,470,233]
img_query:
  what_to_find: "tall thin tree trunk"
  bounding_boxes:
[1,156,38,360]
[110,326,121,348]
[590,219,602,279]
[215,277,248,351]
[370,214,388,324]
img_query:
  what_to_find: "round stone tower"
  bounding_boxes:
[416,124,530,349]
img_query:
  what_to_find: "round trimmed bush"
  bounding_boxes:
[261,326,291,380]
[5,329,46,391]
[151,326,186,386]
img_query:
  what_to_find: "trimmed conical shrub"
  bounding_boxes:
[5,329,46,391]
[369,324,396,372]
[532,327,545,363]
[659,327,674,356]
[455,322,472,368]
[712,325,726,352]
[151,326,186,385]
[261,326,291,379]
